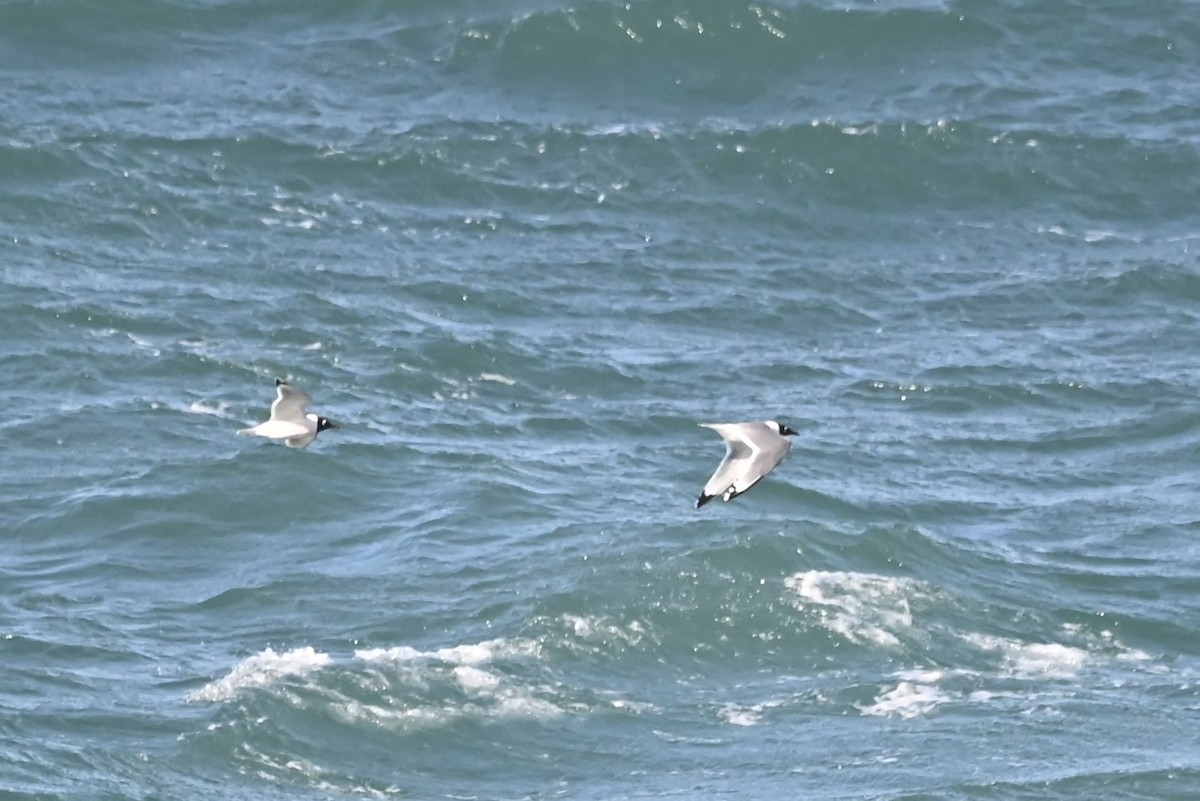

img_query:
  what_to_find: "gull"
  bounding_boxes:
[238,378,339,448]
[696,421,797,507]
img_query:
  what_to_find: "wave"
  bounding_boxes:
[186,559,1171,726]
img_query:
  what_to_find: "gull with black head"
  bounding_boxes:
[238,378,339,449]
[696,420,797,507]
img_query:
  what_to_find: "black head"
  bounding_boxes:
[772,420,798,437]
[275,378,287,387]
[316,416,340,432]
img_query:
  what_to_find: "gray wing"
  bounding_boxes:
[269,381,312,423]
[699,423,755,500]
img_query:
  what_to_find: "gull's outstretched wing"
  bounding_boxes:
[269,379,312,423]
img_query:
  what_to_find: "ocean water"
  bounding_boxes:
[5,0,1200,798]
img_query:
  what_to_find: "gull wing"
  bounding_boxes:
[697,423,760,505]
[269,380,312,424]
[699,424,751,497]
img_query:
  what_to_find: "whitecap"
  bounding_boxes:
[1010,643,1089,679]
[435,643,497,665]
[717,699,783,727]
[718,704,761,727]
[784,570,921,647]
[354,645,423,663]
[187,646,331,703]
[187,400,232,418]
[559,614,648,647]
[963,633,1089,680]
[343,639,558,727]
[126,333,157,351]
[858,681,951,719]
[453,665,501,692]
[355,637,540,666]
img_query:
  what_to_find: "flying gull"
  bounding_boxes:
[238,378,339,449]
[696,420,797,507]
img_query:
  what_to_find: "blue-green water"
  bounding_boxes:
[5,1,1200,798]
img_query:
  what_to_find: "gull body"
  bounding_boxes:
[696,420,797,508]
[238,378,339,448]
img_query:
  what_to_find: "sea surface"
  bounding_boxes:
[5,1,1200,799]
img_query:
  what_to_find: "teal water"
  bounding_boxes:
[5,1,1200,798]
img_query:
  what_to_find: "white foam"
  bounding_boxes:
[1011,643,1089,679]
[238,744,402,799]
[859,681,951,719]
[453,665,501,692]
[191,638,560,726]
[478,372,516,386]
[488,691,561,719]
[1116,647,1156,664]
[340,640,559,728]
[354,645,422,663]
[559,614,649,647]
[334,700,451,729]
[187,400,232,418]
[784,571,920,647]
[717,699,783,727]
[354,637,556,720]
[355,637,540,666]
[964,633,1089,680]
[188,646,331,703]
[893,668,947,684]
[126,333,159,353]
[1096,629,1157,665]
[436,642,510,665]
[604,694,658,714]
[718,704,761,727]
[566,615,596,637]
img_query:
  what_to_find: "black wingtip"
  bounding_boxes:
[696,493,714,509]
[275,378,286,387]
